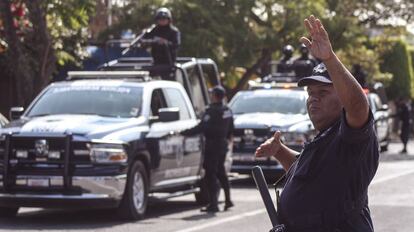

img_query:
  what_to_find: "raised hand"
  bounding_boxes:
[300,15,334,61]
[255,131,282,158]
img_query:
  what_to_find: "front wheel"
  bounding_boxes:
[0,207,19,218]
[117,160,149,220]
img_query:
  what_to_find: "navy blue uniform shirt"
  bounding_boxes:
[181,102,234,141]
[143,24,181,65]
[279,110,379,232]
[181,102,234,169]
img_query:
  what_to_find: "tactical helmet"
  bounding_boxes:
[155,7,172,21]
[209,85,226,99]
[282,44,294,57]
[299,43,309,55]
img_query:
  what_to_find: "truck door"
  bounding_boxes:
[146,88,182,187]
[163,88,202,179]
[146,87,201,189]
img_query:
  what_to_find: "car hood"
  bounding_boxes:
[233,112,309,130]
[2,114,147,139]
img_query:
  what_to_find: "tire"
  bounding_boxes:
[117,160,148,220]
[0,207,18,218]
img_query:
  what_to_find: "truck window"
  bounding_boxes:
[26,85,143,118]
[200,63,220,89]
[186,65,207,116]
[373,95,383,110]
[163,88,191,120]
[173,68,185,87]
[150,89,167,116]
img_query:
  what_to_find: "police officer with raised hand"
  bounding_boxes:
[142,7,181,65]
[181,86,234,213]
[256,15,378,231]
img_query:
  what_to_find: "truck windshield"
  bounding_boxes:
[27,85,143,118]
[230,91,307,115]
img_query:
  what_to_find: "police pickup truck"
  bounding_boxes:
[0,65,221,220]
[229,74,316,177]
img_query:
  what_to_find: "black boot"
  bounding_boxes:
[201,204,219,213]
[224,200,234,211]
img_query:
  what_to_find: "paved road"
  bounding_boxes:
[0,141,413,231]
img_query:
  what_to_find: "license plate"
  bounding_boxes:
[233,153,268,162]
[28,179,49,187]
[233,154,254,161]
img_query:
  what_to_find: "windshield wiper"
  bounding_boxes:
[29,113,51,117]
[81,113,117,118]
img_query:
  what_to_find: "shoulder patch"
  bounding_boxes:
[223,110,233,119]
[203,114,211,122]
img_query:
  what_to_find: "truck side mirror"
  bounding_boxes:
[9,107,24,120]
[158,107,180,122]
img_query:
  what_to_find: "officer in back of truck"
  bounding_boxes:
[142,7,181,66]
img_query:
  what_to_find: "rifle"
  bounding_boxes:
[252,166,286,232]
[121,24,156,56]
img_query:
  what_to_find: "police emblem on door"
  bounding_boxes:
[35,139,49,156]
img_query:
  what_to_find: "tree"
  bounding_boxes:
[0,0,95,114]
[379,39,414,99]
[100,0,326,95]
[86,0,414,98]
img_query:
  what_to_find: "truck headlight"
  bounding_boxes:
[233,137,242,143]
[48,151,61,159]
[16,150,28,158]
[89,144,128,163]
[281,132,307,146]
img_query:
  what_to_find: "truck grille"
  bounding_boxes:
[233,128,270,137]
[0,134,90,191]
[233,128,271,153]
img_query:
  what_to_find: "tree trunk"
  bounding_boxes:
[0,0,33,107]
[25,0,56,97]
[229,48,274,98]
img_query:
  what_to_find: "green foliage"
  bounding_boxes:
[336,45,392,87]
[100,0,328,73]
[378,39,414,99]
[98,0,413,92]
[97,0,162,42]
[45,0,96,66]
[411,48,414,75]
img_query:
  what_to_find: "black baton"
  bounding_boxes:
[252,166,286,232]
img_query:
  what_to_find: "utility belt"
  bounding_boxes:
[276,189,367,232]
[252,166,368,232]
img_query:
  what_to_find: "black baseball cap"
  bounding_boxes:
[297,63,332,87]
[209,85,226,98]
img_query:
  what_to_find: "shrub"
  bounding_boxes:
[380,39,414,100]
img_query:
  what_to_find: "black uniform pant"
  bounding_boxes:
[204,140,231,207]
[400,122,410,145]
